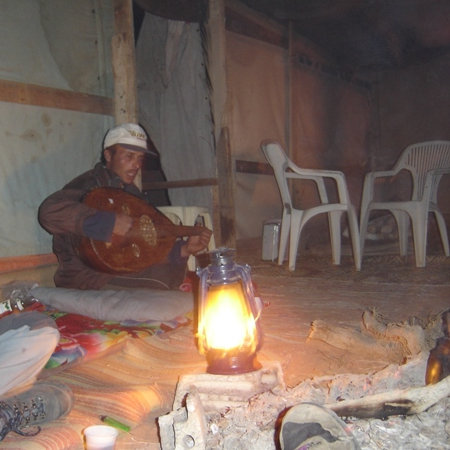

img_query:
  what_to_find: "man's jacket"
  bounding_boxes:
[39,163,179,289]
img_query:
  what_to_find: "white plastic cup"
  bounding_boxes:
[84,425,119,450]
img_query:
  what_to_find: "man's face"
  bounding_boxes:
[104,145,145,184]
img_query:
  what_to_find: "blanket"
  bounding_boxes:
[18,302,191,369]
[1,282,195,369]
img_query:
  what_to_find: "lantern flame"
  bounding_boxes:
[197,282,257,353]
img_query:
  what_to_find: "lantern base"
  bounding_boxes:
[206,351,262,375]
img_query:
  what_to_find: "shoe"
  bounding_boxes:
[0,381,74,441]
[279,402,360,450]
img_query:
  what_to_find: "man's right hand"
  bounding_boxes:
[113,213,133,236]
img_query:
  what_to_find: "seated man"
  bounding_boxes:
[38,123,212,290]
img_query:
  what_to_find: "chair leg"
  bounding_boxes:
[392,211,410,257]
[359,209,371,266]
[347,207,361,271]
[288,213,303,271]
[328,211,343,266]
[434,211,450,256]
[411,213,428,268]
[278,211,290,265]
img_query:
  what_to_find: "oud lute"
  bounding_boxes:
[78,187,206,274]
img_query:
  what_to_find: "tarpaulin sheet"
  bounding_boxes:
[0,0,114,257]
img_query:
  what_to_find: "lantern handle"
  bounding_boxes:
[238,263,262,320]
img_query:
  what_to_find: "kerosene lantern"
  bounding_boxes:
[196,248,262,375]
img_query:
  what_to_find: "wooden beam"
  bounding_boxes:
[0,79,113,115]
[235,160,273,175]
[142,177,218,190]
[0,254,57,274]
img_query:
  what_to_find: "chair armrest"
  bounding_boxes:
[286,172,329,203]
[364,169,399,183]
[286,169,350,204]
[360,168,401,213]
[360,170,391,220]
[287,164,344,180]
[431,167,450,177]
[423,167,450,202]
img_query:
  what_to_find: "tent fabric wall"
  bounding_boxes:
[1,0,113,96]
[225,32,286,239]
[0,0,69,89]
[0,0,114,258]
[133,6,373,242]
[376,54,450,214]
[0,105,109,257]
[38,0,114,96]
[225,30,371,240]
[136,13,216,211]
[290,63,371,212]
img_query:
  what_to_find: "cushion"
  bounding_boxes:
[30,287,193,322]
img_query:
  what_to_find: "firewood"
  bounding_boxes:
[308,319,406,363]
[362,309,426,356]
[326,375,450,419]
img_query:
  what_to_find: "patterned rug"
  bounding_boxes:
[42,305,190,370]
[0,305,197,449]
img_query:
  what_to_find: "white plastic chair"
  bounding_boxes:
[360,140,450,267]
[261,141,361,271]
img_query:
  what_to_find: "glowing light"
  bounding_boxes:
[198,282,257,352]
[196,248,262,374]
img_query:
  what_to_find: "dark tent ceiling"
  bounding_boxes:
[238,0,450,70]
[135,0,450,71]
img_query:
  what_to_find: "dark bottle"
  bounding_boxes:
[425,337,450,385]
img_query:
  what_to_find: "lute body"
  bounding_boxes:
[77,187,205,274]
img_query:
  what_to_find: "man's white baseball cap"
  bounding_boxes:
[103,123,157,156]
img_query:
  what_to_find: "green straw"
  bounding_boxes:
[100,415,131,433]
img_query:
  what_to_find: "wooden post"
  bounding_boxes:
[207,0,236,247]
[112,0,138,124]
[112,0,141,188]
[286,21,293,157]
[215,127,236,248]
[207,0,228,145]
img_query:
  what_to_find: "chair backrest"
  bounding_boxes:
[261,142,293,210]
[394,140,450,201]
